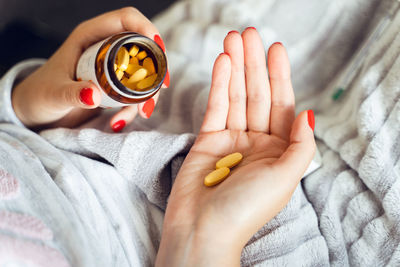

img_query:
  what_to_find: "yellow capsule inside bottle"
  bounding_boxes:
[113,43,161,92]
[76,32,167,108]
[136,50,147,60]
[143,57,156,75]
[125,64,141,76]
[128,68,148,84]
[137,74,158,90]
[129,56,139,66]
[129,45,139,57]
[115,69,125,80]
[116,47,129,71]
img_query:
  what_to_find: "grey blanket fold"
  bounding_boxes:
[40,128,195,210]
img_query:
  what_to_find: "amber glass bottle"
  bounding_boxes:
[76,32,167,108]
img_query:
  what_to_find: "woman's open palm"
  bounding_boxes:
[159,28,316,263]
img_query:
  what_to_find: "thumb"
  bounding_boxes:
[56,81,102,109]
[274,110,316,181]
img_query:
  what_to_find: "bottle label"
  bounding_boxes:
[76,39,129,108]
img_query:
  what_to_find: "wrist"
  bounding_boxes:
[156,219,243,267]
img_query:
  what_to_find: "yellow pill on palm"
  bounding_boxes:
[143,57,156,75]
[216,152,243,169]
[128,68,148,83]
[116,47,129,71]
[115,69,124,80]
[136,50,147,60]
[129,45,139,57]
[204,167,230,187]
[136,74,158,90]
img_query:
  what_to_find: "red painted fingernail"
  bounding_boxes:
[143,98,155,118]
[154,34,165,52]
[219,52,230,57]
[112,120,126,133]
[162,70,170,88]
[307,110,315,131]
[227,30,239,35]
[246,26,257,31]
[79,88,94,106]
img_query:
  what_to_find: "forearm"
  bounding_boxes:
[155,224,242,267]
[0,59,45,126]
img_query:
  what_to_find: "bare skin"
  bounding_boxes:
[9,8,315,264]
[156,28,315,266]
[12,7,166,130]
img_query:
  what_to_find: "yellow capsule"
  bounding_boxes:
[204,167,230,187]
[216,152,243,169]
[129,56,139,66]
[128,68,148,84]
[125,64,141,76]
[142,57,156,75]
[136,74,157,90]
[120,77,137,89]
[136,50,147,60]
[127,83,137,90]
[129,45,139,57]
[120,77,129,86]
[116,47,129,71]
[115,69,124,80]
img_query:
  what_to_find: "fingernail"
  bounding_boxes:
[154,34,165,52]
[219,52,230,57]
[274,42,283,46]
[307,110,315,131]
[112,120,126,133]
[227,30,239,35]
[162,70,170,88]
[143,98,155,118]
[79,88,94,106]
[246,26,257,31]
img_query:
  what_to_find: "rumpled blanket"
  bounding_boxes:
[0,0,399,266]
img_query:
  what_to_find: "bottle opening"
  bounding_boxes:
[106,33,167,98]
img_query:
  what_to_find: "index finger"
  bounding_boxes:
[200,53,231,133]
[69,7,160,51]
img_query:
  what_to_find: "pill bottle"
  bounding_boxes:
[76,32,167,108]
